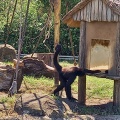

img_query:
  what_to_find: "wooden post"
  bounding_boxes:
[53,0,61,86]
[78,75,86,105]
[54,0,61,46]
[113,22,120,106]
[113,80,120,106]
[78,21,86,105]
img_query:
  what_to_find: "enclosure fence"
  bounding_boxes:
[17,54,79,61]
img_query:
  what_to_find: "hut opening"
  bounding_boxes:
[90,39,110,72]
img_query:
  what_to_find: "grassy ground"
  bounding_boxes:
[22,73,113,99]
[21,61,113,99]
[61,61,113,99]
[0,61,116,117]
[1,61,113,102]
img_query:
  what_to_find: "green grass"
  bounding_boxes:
[23,61,113,99]
[26,76,54,86]
[0,96,16,108]
[60,61,113,99]
[86,76,113,99]
[22,75,55,95]
[0,61,116,116]
[2,60,114,99]
[22,73,115,115]
[72,76,113,99]
[24,75,113,99]
[3,61,14,66]
[59,60,75,67]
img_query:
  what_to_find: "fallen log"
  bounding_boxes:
[21,58,56,78]
[0,57,56,91]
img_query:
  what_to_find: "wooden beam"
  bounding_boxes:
[113,80,120,106]
[78,21,86,105]
[78,75,86,105]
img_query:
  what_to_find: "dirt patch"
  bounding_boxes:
[0,80,119,120]
[0,90,120,120]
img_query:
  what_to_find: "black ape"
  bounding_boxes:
[53,44,100,101]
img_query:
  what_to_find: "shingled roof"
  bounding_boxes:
[62,0,120,27]
[108,0,120,15]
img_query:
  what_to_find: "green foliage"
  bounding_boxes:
[0,96,16,105]
[0,0,80,55]
[60,24,80,55]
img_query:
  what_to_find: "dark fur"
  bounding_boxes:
[53,44,101,101]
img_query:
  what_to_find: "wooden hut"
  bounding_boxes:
[62,0,120,106]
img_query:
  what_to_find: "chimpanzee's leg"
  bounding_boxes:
[53,76,66,96]
[65,75,76,101]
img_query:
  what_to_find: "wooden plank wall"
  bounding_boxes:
[73,0,120,22]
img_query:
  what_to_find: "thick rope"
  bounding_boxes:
[65,2,77,66]
[31,1,53,57]
[69,28,77,66]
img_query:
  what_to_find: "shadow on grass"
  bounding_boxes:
[60,98,120,116]
[1,92,120,119]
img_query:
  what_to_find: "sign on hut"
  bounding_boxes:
[62,0,120,106]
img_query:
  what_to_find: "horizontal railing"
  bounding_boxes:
[59,55,78,61]
[17,54,79,61]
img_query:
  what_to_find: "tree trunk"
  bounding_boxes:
[54,0,61,46]
[19,58,56,78]
[53,0,61,86]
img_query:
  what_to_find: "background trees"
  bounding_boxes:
[0,0,80,55]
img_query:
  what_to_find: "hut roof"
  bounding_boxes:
[62,0,120,27]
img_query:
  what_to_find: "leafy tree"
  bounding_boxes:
[0,0,80,55]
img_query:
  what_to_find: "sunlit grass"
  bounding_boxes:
[2,61,113,99]
[60,60,76,67]
[72,76,113,99]
[22,61,114,99]
[22,73,115,116]
[60,61,114,99]
[24,75,54,87]
[0,96,16,108]
[0,61,115,116]
[23,75,54,94]
[86,76,113,99]
[3,61,13,66]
